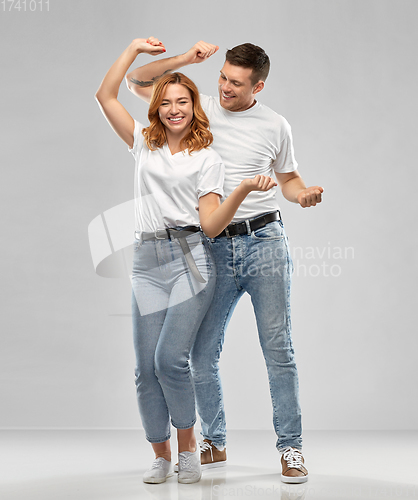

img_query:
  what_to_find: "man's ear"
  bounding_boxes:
[253,81,264,95]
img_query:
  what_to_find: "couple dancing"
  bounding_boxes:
[95,36,322,485]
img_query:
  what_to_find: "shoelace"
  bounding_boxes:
[200,441,212,453]
[151,457,166,470]
[200,440,214,461]
[282,447,304,469]
[179,452,197,471]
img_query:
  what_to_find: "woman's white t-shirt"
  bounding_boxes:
[129,120,224,235]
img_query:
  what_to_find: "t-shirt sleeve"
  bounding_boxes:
[271,119,298,173]
[196,157,225,199]
[199,94,210,111]
[128,120,145,156]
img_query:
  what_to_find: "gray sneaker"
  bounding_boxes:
[143,457,174,484]
[178,449,201,484]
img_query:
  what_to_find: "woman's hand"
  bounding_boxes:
[132,37,166,56]
[240,175,277,193]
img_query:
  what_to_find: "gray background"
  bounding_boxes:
[1,0,417,432]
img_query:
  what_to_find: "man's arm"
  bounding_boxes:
[126,39,219,103]
[276,171,324,208]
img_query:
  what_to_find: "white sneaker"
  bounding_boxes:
[178,449,201,484]
[143,457,174,484]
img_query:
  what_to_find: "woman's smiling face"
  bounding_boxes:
[158,84,194,139]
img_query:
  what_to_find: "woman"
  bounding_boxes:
[95,37,276,484]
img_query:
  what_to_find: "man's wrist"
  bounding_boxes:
[295,189,306,204]
[173,51,190,68]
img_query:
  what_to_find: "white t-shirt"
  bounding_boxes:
[200,94,298,222]
[128,120,224,234]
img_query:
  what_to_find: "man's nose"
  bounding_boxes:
[221,81,231,93]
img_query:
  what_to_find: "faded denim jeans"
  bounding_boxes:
[190,219,303,451]
[131,231,216,443]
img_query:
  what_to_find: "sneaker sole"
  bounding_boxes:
[201,460,227,470]
[280,474,308,484]
[175,461,227,473]
[178,473,202,484]
[143,472,174,484]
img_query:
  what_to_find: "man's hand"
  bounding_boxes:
[297,186,324,208]
[241,175,277,193]
[183,41,219,65]
[132,37,166,56]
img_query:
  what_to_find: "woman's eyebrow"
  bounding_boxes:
[161,97,190,102]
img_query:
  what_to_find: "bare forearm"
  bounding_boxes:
[281,176,307,203]
[200,185,250,238]
[277,171,324,208]
[200,176,277,237]
[95,41,141,102]
[126,53,188,91]
[126,40,219,100]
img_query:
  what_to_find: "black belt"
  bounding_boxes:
[216,211,281,238]
[138,226,206,283]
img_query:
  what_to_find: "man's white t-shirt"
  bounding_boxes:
[200,94,298,222]
[129,120,224,234]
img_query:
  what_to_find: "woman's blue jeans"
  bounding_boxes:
[131,231,216,443]
[190,220,303,451]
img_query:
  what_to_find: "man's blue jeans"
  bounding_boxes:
[190,219,302,451]
[131,232,216,443]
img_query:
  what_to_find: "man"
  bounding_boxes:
[126,38,323,484]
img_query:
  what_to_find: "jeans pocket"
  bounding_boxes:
[133,239,143,251]
[251,222,285,241]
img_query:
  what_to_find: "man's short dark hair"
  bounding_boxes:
[225,43,270,85]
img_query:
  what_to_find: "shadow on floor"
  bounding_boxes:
[2,466,417,500]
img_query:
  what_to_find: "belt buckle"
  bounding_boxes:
[225,226,231,238]
[155,229,167,240]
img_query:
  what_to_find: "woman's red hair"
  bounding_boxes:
[142,72,213,154]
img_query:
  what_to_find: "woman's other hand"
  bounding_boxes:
[241,175,277,193]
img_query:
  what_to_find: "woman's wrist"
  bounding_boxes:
[238,180,253,196]
[129,39,142,55]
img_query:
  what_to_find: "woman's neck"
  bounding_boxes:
[167,139,184,155]
[166,129,189,155]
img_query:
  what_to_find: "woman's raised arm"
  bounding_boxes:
[95,38,166,148]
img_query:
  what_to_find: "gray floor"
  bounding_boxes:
[1,430,417,499]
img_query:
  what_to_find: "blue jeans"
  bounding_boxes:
[190,220,302,451]
[131,231,216,443]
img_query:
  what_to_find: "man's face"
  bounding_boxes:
[218,61,263,112]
